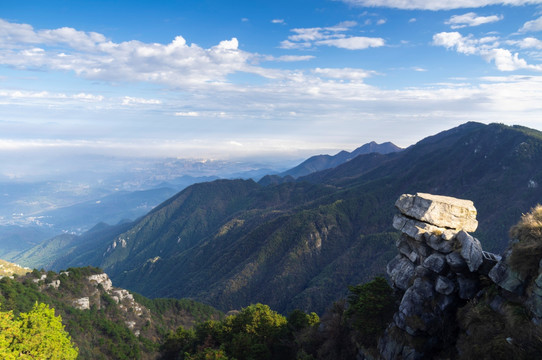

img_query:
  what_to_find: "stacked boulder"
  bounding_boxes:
[380,193,493,359]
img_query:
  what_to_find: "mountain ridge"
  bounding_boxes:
[15,122,542,315]
[280,141,402,179]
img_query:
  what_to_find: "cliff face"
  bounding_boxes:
[378,193,542,359]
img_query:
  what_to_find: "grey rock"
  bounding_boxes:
[387,255,416,291]
[408,251,419,263]
[528,293,542,318]
[73,297,90,310]
[446,251,468,273]
[412,277,435,300]
[435,294,456,312]
[396,279,436,335]
[426,233,455,254]
[393,214,408,232]
[397,235,413,257]
[457,231,483,272]
[415,265,432,278]
[407,236,433,257]
[420,312,440,335]
[395,193,478,231]
[488,260,525,295]
[441,229,457,241]
[435,275,456,295]
[423,253,447,274]
[457,276,479,299]
[378,327,423,360]
[479,251,502,275]
[393,214,447,242]
[398,279,434,319]
[535,272,542,290]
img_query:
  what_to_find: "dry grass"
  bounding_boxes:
[509,205,542,279]
[456,300,542,360]
[0,259,31,277]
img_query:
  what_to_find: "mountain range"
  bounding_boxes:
[12,122,542,315]
[280,141,402,178]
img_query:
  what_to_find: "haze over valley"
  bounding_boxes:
[2,1,542,359]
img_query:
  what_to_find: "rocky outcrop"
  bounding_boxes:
[395,193,478,232]
[379,193,496,359]
[43,270,151,335]
[88,273,113,291]
[73,297,90,310]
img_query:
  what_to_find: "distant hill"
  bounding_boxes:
[11,221,135,269]
[34,187,178,234]
[18,122,542,315]
[0,225,58,260]
[280,141,402,178]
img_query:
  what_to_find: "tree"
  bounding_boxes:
[346,277,396,347]
[0,310,21,360]
[0,302,78,359]
[185,348,231,360]
[161,326,197,360]
[221,303,287,360]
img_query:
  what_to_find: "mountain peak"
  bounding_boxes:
[280,141,402,179]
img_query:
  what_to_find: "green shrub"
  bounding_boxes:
[346,276,396,347]
[509,205,542,279]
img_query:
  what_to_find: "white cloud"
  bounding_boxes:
[175,111,200,117]
[377,19,387,25]
[520,16,542,32]
[433,31,542,71]
[280,21,384,50]
[507,37,542,49]
[272,55,315,62]
[0,89,104,101]
[340,0,542,10]
[122,96,162,105]
[271,19,285,24]
[316,37,385,49]
[0,19,265,88]
[446,12,503,29]
[433,32,479,54]
[313,67,376,80]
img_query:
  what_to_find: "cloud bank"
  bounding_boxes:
[280,21,385,50]
[341,0,542,10]
[0,19,268,87]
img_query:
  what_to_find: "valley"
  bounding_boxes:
[5,122,542,315]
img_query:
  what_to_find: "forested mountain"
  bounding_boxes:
[17,122,542,315]
[0,266,222,359]
[280,141,402,178]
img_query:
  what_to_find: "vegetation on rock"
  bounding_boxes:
[509,205,542,279]
[0,266,222,359]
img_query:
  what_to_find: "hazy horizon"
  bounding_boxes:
[2,0,542,180]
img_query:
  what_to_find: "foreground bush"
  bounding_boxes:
[0,302,78,359]
[509,204,542,278]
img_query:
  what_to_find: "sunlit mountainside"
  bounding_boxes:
[11,122,542,316]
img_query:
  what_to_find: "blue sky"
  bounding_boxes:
[2,0,542,174]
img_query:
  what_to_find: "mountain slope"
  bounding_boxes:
[23,122,542,315]
[280,141,402,178]
[0,266,222,359]
[12,221,135,269]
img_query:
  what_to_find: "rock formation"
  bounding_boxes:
[379,193,500,359]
